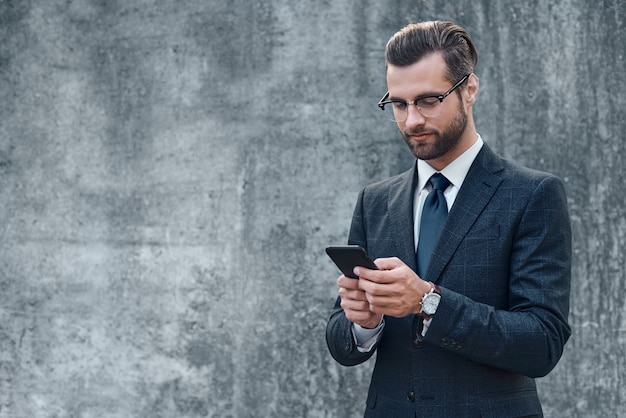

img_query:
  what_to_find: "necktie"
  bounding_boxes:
[416,173,450,277]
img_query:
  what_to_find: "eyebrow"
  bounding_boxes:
[388,91,442,101]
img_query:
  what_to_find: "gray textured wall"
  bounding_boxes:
[0,1,624,417]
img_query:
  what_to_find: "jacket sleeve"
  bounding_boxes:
[325,188,380,366]
[425,174,572,377]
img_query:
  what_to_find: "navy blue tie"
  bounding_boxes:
[416,173,450,278]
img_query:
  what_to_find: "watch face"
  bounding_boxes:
[422,293,441,315]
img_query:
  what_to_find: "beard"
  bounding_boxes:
[401,102,468,161]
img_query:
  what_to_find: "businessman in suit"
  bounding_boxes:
[325,21,571,417]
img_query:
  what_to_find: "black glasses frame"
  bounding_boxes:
[377,74,471,115]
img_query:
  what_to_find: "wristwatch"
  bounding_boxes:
[419,283,441,319]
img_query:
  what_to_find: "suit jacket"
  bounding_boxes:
[326,144,571,418]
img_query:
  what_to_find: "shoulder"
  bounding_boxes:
[478,144,565,188]
[352,165,416,219]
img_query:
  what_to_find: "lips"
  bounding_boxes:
[408,132,434,141]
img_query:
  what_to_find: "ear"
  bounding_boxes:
[464,73,479,104]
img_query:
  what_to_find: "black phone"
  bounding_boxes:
[325,245,378,279]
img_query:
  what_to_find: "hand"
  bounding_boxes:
[337,274,383,329]
[355,257,432,318]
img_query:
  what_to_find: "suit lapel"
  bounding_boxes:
[426,145,505,282]
[387,163,419,271]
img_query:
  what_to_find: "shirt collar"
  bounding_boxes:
[416,134,484,191]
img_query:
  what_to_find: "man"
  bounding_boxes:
[326,21,571,417]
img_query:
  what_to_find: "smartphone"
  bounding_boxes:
[325,245,378,279]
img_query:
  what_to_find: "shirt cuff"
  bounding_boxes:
[421,317,433,337]
[352,317,385,353]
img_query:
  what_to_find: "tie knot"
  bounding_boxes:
[429,173,450,191]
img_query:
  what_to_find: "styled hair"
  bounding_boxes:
[385,21,478,84]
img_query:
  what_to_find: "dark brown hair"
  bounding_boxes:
[385,21,478,84]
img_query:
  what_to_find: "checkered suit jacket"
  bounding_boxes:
[326,144,571,418]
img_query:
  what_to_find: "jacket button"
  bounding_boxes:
[441,337,450,346]
[413,338,423,348]
[407,391,416,402]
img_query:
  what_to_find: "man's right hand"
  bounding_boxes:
[337,274,383,329]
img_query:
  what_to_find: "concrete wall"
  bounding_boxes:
[0,1,624,417]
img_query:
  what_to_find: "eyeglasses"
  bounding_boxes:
[377,74,470,122]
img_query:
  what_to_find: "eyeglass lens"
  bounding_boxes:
[386,98,444,122]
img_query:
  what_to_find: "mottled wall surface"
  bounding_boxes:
[0,1,624,417]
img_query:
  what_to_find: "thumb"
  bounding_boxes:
[373,257,406,271]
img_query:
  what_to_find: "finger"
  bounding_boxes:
[340,297,370,313]
[338,287,368,302]
[353,257,405,283]
[345,310,378,326]
[355,266,396,285]
[364,291,396,308]
[337,275,360,289]
[373,257,405,271]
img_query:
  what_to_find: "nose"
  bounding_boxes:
[403,104,427,128]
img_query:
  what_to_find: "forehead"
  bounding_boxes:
[386,52,450,97]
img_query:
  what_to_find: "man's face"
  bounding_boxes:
[386,53,473,169]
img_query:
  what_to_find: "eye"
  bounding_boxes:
[391,101,407,110]
[416,97,441,108]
